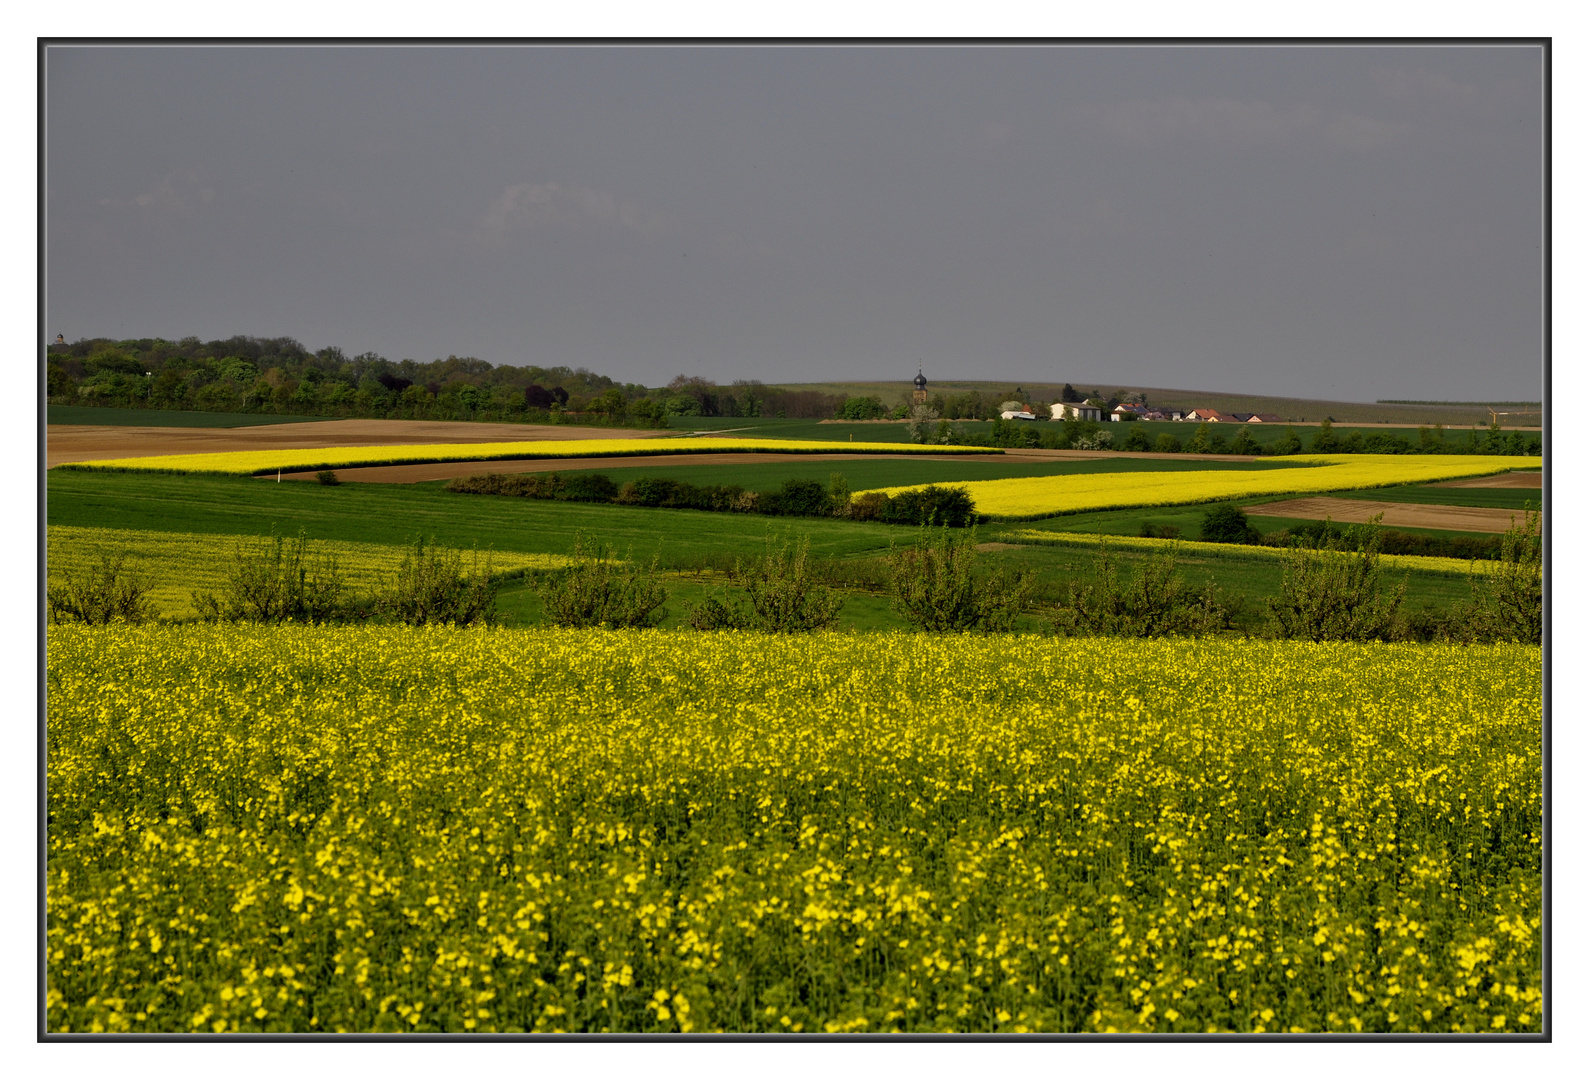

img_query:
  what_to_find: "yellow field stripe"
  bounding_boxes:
[859,455,1540,520]
[1005,529,1504,576]
[61,437,993,476]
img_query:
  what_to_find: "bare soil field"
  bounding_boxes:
[1430,471,1542,489]
[45,419,654,467]
[1245,496,1536,534]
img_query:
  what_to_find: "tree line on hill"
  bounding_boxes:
[42,336,1541,456]
[44,336,852,426]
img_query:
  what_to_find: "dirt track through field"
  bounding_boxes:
[45,419,654,467]
[1429,471,1542,489]
[1245,497,1536,534]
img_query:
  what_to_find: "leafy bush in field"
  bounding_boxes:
[757,478,833,517]
[1199,504,1261,545]
[1119,425,1153,452]
[1264,521,1504,562]
[1137,521,1182,540]
[1227,427,1259,455]
[377,538,501,627]
[687,535,844,632]
[1051,542,1231,638]
[46,627,1541,1033]
[1271,428,1303,455]
[446,472,619,503]
[46,551,155,625]
[614,475,747,512]
[879,485,976,527]
[1267,518,1406,642]
[1154,433,1182,454]
[1467,507,1542,644]
[539,534,667,629]
[193,532,349,624]
[315,470,340,486]
[886,528,1032,632]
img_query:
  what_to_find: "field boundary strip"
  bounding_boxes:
[57,437,1000,476]
[858,455,1540,520]
[1004,529,1501,577]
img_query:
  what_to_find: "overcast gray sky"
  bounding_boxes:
[44,44,1544,400]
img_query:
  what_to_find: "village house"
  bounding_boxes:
[1245,412,1283,423]
[1182,408,1243,423]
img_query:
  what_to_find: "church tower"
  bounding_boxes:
[912,368,928,405]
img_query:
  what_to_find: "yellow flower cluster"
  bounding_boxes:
[859,455,1540,520]
[62,437,986,476]
[47,626,1540,1033]
[1005,530,1501,578]
[46,526,568,618]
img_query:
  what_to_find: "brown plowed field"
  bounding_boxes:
[1245,497,1536,534]
[45,419,653,467]
[1430,471,1542,489]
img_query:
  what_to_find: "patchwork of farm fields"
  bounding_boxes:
[46,626,1541,1034]
[42,418,1546,1035]
[44,469,1492,623]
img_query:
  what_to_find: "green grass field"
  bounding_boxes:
[46,468,1491,632]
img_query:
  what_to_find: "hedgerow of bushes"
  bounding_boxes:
[446,472,978,527]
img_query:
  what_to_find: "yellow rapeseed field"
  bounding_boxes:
[62,437,988,476]
[1005,530,1501,578]
[46,626,1541,1034]
[46,527,568,618]
[859,455,1540,520]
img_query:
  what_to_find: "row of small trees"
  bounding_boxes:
[48,511,1541,644]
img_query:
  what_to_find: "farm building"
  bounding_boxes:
[1183,408,1243,423]
[1245,412,1283,423]
[1051,402,1103,422]
[1000,409,1037,421]
[1110,403,1149,421]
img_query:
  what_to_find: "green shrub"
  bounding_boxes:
[47,551,155,625]
[1051,542,1230,638]
[881,485,976,527]
[1138,521,1182,540]
[316,470,340,486]
[1467,507,1542,644]
[887,527,1032,633]
[539,534,666,629]
[1199,504,1260,545]
[1267,517,1405,642]
[1154,433,1182,454]
[1270,428,1303,455]
[193,532,349,624]
[1227,427,1259,455]
[1119,425,1153,452]
[447,472,619,502]
[379,538,501,627]
[686,535,844,633]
